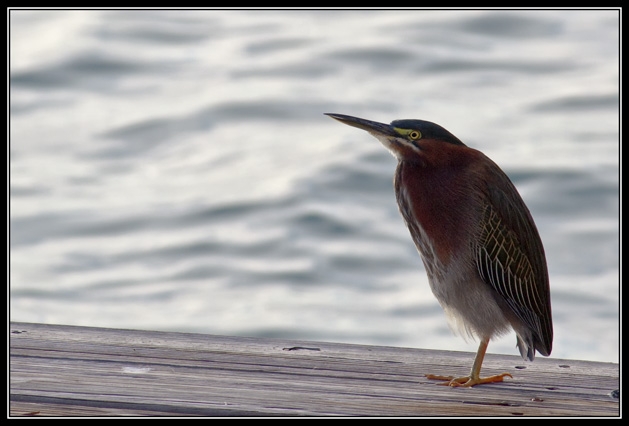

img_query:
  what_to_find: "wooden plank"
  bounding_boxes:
[9,322,619,417]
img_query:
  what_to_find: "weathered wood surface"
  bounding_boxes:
[10,322,619,417]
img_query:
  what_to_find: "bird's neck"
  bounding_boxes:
[394,160,476,266]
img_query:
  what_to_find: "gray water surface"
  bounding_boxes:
[10,9,619,363]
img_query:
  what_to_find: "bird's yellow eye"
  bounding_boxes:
[393,127,422,141]
[408,130,421,140]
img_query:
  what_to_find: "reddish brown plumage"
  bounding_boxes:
[394,140,485,265]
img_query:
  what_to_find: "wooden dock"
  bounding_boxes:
[9,321,619,417]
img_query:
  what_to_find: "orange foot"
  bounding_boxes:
[425,373,512,387]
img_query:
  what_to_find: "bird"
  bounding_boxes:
[325,113,553,387]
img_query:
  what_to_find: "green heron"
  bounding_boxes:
[325,113,553,387]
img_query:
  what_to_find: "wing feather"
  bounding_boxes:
[475,162,553,357]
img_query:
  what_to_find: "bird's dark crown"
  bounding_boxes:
[390,119,466,146]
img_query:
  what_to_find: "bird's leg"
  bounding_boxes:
[425,337,512,387]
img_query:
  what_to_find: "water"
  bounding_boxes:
[10,10,619,363]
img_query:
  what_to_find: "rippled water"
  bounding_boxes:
[10,10,619,363]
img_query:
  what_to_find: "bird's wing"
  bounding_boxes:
[474,162,553,357]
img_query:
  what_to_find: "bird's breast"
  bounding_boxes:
[394,160,479,270]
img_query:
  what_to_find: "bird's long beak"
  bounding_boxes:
[325,113,396,137]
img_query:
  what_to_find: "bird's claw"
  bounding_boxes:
[425,372,512,387]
